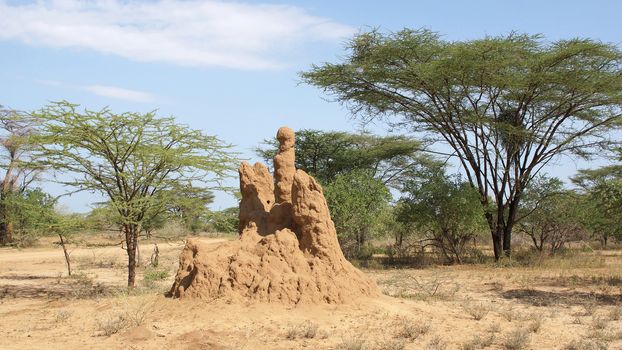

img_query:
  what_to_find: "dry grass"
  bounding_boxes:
[54,309,73,323]
[503,328,530,350]
[425,335,448,350]
[379,274,460,301]
[69,273,111,299]
[608,307,621,321]
[335,337,368,350]
[462,300,490,321]
[94,297,153,336]
[564,339,609,350]
[525,314,543,333]
[285,321,319,340]
[377,339,406,350]
[499,305,521,322]
[461,333,495,350]
[2,233,622,350]
[591,316,609,331]
[394,318,430,340]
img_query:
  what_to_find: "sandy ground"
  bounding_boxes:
[0,236,621,350]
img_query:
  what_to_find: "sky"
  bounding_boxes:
[1,0,621,212]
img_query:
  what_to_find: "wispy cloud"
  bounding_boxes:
[85,85,155,103]
[0,0,355,70]
[35,80,155,103]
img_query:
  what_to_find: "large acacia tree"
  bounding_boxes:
[302,29,622,259]
[0,107,41,245]
[257,129,429,187]
[35,102,236,287]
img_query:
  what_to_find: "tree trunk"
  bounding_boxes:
[485,211,504,261]
[136,235,141,267]
[58,234,71,276]
[125,224,138,288]
[492,229,503,261]
[502,226,512,256]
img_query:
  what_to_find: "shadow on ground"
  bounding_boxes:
[502,288,622,307]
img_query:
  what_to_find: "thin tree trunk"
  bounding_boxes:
[125,224,137,288]
[136,234,141,268]
[492,228,503,261]
[58,233,71,276]
[484,211,503,261]
[502,226,512,256]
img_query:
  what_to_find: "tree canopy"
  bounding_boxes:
[33,101,237,286]
[257,129,428,187]
[397,167,486,263]
[302,29,622,259]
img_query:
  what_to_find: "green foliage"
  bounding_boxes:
[302,28,622,259]
[324,169,391,258]
[143,182,215,234]
[376,202,419,259]
[0,107,43,245]
[519,176,588,254]
[33,101,237,286]
[206,207,239,234]
[1,188,60,246]
[84,202,121,231]
[143,267,170,282]
[573,161,622,245]
[257,129,427,187]
[398,167,486,264]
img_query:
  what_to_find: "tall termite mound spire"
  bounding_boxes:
[274,126,295,204]
[168,127,378,304]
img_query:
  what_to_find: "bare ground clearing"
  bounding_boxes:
[1,235,621,350]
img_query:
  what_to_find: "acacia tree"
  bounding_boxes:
[572,161,622,245]
[257,129,428,187]
[397,167,486,264]
[0,107,41,245]
[35,101,236,287]
[518,176,587,254]
[142,183,215,235]
[324,169,391,258]
[302,29,622,259]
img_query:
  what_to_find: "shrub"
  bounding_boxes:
[325,169,391,259]
[462,301,490,321]
[564,339,608,350]
[462,334,495,350]
[503,329,530,350]
[335,337,367,350]
[394,318,430,340]
[285,321,319,339]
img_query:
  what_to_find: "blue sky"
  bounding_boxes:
[1,0,621,212]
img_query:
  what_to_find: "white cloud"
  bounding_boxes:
[35,79,155,102]
[0,0,355,70]
[85,85,155,102]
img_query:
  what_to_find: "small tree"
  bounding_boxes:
[398,168,487,264]
[206,207,239,234]
[324,169,391,258]
[35,102,236,287]
[518,177,587,254]
[573,161,622,246]
[84,202,122,232]
[4,187,58,247]
[376,202,419,259]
